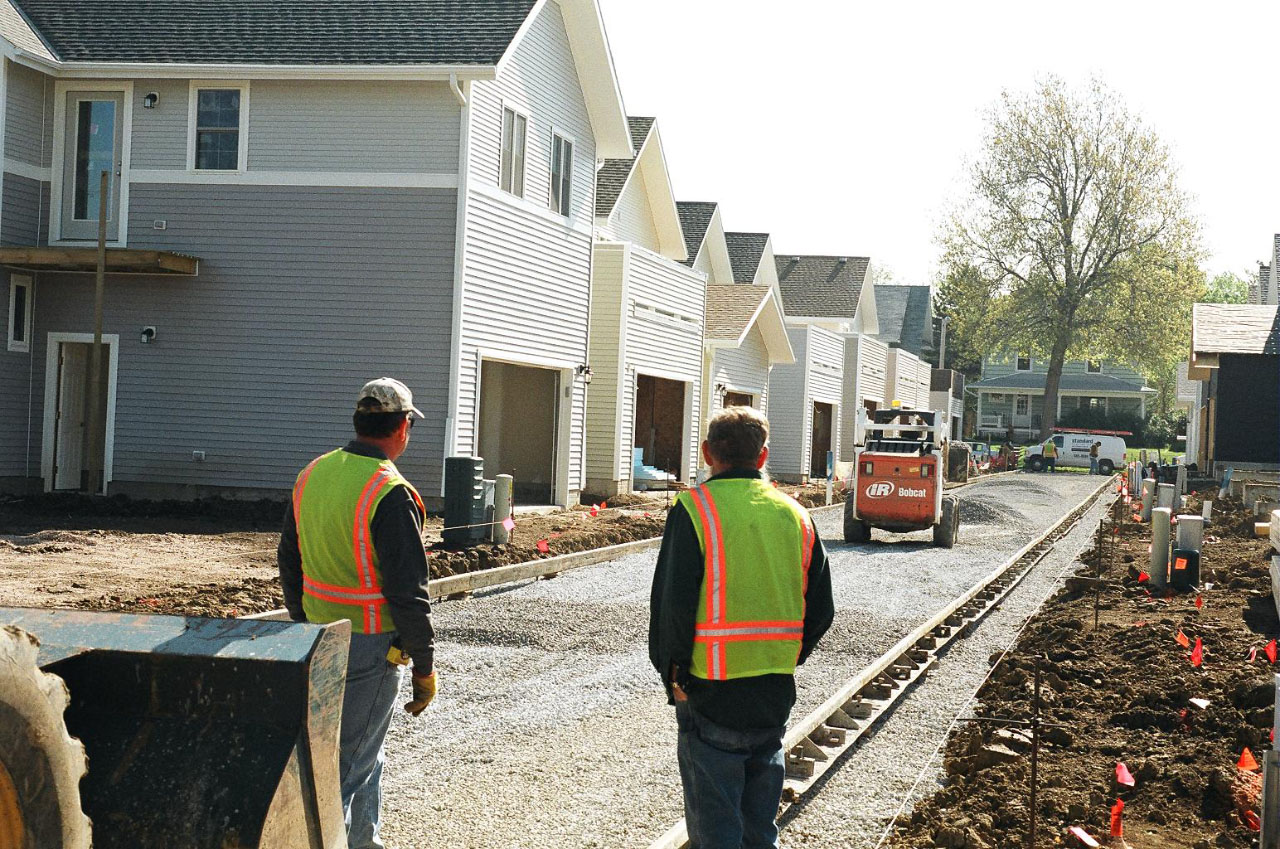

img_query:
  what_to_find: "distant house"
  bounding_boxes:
[1187,303,1280,471]
[772,255,873,469]
[585,117,705,495]
[874,283,935,359]
[0,0,634,505]
[971,355,1155,440]
[678,206,793,439]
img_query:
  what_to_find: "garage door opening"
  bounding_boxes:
[810,402,834,479]
[634,374,687,483]
[478,360,559,504]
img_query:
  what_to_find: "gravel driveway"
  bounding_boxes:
[379,473,1105,849]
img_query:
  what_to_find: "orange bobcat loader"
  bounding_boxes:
[843,405,958,548]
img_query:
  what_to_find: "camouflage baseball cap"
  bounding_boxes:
[356,377,424,418]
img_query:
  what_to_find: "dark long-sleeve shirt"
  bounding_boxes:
[648,469,835,729]
[278,441,435,673]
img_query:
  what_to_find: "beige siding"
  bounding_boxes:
[711,326,771,418]
[585,243,627,488]
[769,326,844,480]
[604,167,660,252]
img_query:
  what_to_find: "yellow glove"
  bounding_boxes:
[405,670,437,716]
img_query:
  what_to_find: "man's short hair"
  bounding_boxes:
[353,409,409,439]
[706,406,769,468]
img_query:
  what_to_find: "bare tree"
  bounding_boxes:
[942,77,1202,438]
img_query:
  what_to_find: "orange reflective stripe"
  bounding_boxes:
[302,573,384,601]
[687,485,729,680]
[350,469,397,632]
[303,578,387,607]
[292,457,322,530]
[800,516,815,594]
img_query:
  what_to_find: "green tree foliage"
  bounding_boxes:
[1202,270,1250,304]
[940,77,1203,437]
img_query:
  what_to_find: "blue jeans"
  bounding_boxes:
[1089,457,1099,475]
[1045,457,1056,473]
[340,632,404,849]
[676,700,786,849]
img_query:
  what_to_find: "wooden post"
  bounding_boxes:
[84,169,108,494]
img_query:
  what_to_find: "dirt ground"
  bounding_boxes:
[888,490,1276,849]
[0,481,834,618]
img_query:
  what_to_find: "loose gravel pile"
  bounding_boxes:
[379,473,1105,849]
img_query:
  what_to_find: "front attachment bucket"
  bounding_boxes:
[1,607,350,849]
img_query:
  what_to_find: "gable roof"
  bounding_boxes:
[773,254,869,319]
[595,116,655,217]
[704,284,794,364]
[677,202,717,266]
[8,0,539,64]
[1191,303,1280,356]
[725,232,769,283]
[874,284,933,356]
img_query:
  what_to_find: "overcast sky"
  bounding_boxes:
[597,0,1279,286]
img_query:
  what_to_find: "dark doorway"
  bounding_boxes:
[635,374,687,480]
[810,402,834,479]
[478,360,559,503]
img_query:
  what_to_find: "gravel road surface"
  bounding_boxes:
[379,473,1105,849]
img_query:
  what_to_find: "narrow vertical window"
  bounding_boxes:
[500,106,526,197]
[550,133,573,217]
[194,88,242,170]
[8,276,32,353]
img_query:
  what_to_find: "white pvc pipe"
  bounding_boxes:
[1176,515,1205,552]
[1141,478,1156,521]
[493,474,513,544]
[1151,507,1172,587]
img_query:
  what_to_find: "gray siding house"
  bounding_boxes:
[0,0,632,505]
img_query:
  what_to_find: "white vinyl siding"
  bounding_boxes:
[601,165,660,252]
[458,0,596,500]
[841,334,887,460]
[584,243,627,489]
[768,326,844,481]
[711,326,771,419]
[500,105,527,196]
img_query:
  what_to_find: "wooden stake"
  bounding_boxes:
[85,169,108,495]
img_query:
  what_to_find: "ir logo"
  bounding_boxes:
[865,481,895,498]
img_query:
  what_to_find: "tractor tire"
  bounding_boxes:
[843,499,871,543]
[933,496,959,549]
[0,626,91,849]
[1029,456,1045,472]
[1099,459,1115,475]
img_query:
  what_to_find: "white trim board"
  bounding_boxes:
[3,159,52,182]
[185,80,250,173]
[41,331,119,494]
[129,169,459,189]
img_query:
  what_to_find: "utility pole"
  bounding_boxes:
[84,169,107,494]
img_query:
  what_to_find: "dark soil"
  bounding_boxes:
[889,491,1275,849]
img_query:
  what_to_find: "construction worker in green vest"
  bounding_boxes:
[649,406,835,849]
[1042,435,1058,473]
[277,378,437,849]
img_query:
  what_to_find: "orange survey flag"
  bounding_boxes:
[1175,630,1191,648]
[1239,748,1260,772]
[1190,638,1203,667]
[1110,799,1124,837]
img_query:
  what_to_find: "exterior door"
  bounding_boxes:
[61,92,124,241]
[54,343,88,490]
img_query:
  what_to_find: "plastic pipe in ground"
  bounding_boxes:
[1157,483,1176,511]
[1150,507,1172,588]
[492,474,513,544]
[1176,464,1188,495]
[1202,500,1213,522]
[1141,479,1156,521]
[1176,515,1205,552]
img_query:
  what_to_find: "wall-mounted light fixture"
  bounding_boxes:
[142,92,159,109]
[575,364,593,384]
[714,383,727,394]
[140,326,157,344]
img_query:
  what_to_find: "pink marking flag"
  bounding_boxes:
[1267,640,1277,664]
[1195,595,1204,609]
[1138,571,1150,583]
[589,506,599,517]
[1067,826,1100,848]
[1190,637,1203,667]
[1245,810,1261,832]
[536,539,550,554]
[502,516,516,532]
[1249,647,1258,663]
[1115,762,1135,787]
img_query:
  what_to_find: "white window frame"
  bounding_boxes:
[7,275,33,353]
[549,128,575,218]
[499,102,528,198]
[49,80,134,246]
[1015,395,1030,416]
[1086,360,1102,373]
[186,81,250,173]
[1015,354,1032,371]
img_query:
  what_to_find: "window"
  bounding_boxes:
[500,106,527,197]
[1086,360,1102,373]
[8,276,32,353]
[72,100,117,221]
[550,132,573,216]
[191,86,246,171]
[1015,395,1029,416]
[1016,354,1032,371]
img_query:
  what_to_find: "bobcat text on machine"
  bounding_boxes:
[844,403,959,548]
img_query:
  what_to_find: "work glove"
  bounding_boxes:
[405,669,437,716]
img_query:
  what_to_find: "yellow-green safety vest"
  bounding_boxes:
[1044,440,1057,457]
[292,448,424,635]
[677,478,815,681]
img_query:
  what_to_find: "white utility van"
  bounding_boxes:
[1024,432,1126,474]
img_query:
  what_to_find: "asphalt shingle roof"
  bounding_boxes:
[725,232,769,283]
[676,201,717,267]
[773,254,869,319]
[595,117,654,217]
[1192,303,1280,355]
[874,284,933,356]
[970,372,1151,393]
[9,0,538,64]
[705,285,770,341]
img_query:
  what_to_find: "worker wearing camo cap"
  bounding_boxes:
[277,377,437,849]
